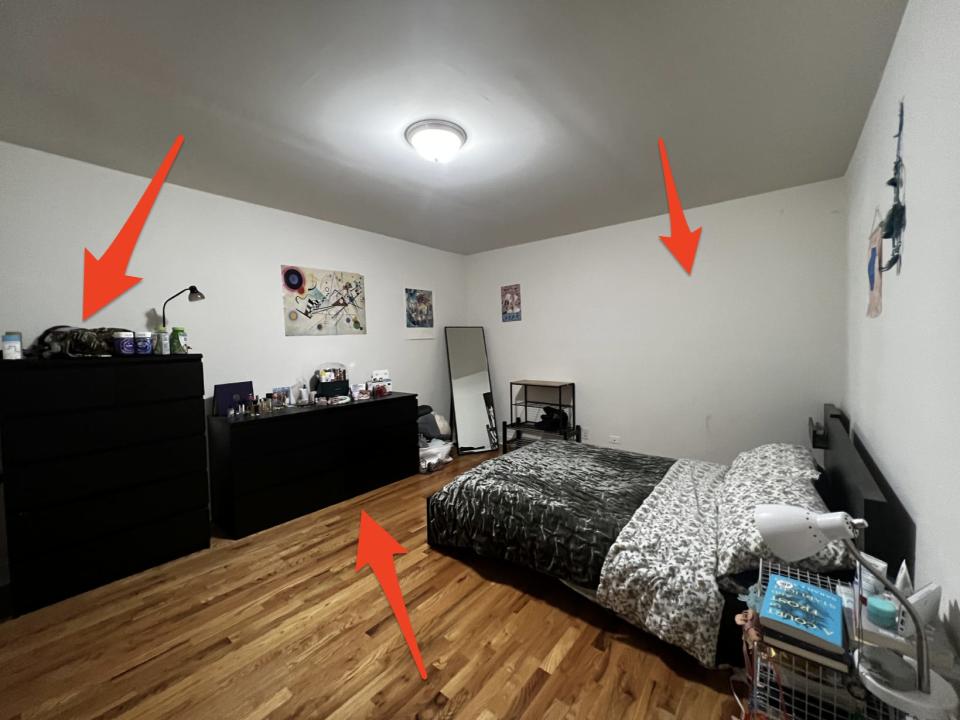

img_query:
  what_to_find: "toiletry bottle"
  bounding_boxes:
[2,331,23,360]
[170,327,188,354]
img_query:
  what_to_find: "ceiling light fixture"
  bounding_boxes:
[404,119,467,163]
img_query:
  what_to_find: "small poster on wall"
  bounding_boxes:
[405,288,434,340]
[866,224,883,318]
[282,265,366,336]
[501,283,521,322]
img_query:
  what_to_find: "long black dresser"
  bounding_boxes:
[0,354,209,612]
[209,392,419,538]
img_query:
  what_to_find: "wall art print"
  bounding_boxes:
[405,288,434,340]
[282,265,366,336]
[501,283,521,322]
[866,223,883,318]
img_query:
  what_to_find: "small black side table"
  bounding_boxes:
[502,379,581,453]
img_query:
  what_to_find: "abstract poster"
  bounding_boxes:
[501,283,521,322]
[282,265,366,336]
[405,288,434,340]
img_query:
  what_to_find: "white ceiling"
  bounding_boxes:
[0,1,906,254]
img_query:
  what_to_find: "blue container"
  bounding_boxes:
[134,332,153,355]
[113,331,135,356]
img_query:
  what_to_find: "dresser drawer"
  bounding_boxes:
[229,473,347,537]
[113,360,204,404]
[9,471,208,552]
[335,396,417,430]
[0,365,116,418]
[1,397,203,464]
[5,434,207,509]
[0,358,203,419]
[11,508,210,612]
[228,440,346,494]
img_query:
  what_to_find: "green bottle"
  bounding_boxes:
[170,327,188,354]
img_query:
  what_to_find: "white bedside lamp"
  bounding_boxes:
[755,504,958,720]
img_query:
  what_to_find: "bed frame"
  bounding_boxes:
[811,403,915,578]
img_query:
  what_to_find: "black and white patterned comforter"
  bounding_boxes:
[429,439,835,667]
[597,458,728,667]
[426,441,675,588]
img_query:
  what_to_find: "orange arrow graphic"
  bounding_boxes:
[355,510,427,680]
[657,137,702,275]
[82,135,184,320]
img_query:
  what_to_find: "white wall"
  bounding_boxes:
[465,178,847,464]
[0,141,466,403]
[0,141,467,567]
[843,0,960,613]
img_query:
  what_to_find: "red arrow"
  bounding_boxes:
[82,135,184,320]
[657,137,702,275]
[355,510,427,680]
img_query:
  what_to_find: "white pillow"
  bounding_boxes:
[716,444,852,584]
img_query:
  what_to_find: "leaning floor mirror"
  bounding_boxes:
[445,326,499,453]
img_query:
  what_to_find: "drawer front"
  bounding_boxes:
[113,361,204,404]
[228,396,417,460]
[229,440,346,495]
[5,434,207,510]
[9,471,208,552]
[231,472,347,538]
[352,422,419,492]
[2,397,203,464]
[0,359,203,419]
[0,365,116,418]
[11,508,210,613]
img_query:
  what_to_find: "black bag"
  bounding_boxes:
[535,406,569,432]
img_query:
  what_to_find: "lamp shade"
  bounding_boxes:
[754,504,859,562]
[188,286,205,302]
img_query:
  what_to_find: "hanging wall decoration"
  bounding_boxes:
[501,283,521,322]
[866,218,883,318]
[879,101,906,274]
[405,288,434,340]
[282,265,366,336]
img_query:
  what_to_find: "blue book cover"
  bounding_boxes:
[759,574,844,653]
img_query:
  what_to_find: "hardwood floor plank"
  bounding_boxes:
[0,452,739,719]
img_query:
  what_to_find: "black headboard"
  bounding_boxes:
[812,403,916,579]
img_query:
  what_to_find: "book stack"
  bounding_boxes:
[759,574,849,672]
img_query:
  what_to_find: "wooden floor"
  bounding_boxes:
[0,453,740,720]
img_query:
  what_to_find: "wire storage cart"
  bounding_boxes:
[749,561,907,720]
[501,380,580,453]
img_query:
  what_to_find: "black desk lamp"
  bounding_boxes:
[162,285,205,327]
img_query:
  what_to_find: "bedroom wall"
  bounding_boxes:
[464,178,848,465]
[843,0,960,614]
[0,141,467,401]
[0,140,468,571]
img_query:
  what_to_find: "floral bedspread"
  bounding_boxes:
[597,458,729,667]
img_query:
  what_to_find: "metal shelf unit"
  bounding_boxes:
[749,561,907,720]
[502,380,580,453]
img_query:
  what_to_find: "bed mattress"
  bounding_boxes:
[426,440,675,588]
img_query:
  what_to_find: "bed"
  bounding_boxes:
[427,404,914,668]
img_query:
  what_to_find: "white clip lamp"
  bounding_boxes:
[755,505,958,720]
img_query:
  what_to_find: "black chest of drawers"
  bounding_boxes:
[208,392,419,538]
[0,355,210,612]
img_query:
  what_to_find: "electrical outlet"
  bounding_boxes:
[608,434,621,445]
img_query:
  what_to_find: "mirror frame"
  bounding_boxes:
[444,326,498,454]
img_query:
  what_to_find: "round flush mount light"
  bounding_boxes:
[404,119,467,163]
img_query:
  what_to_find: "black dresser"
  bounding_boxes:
[209,392,419,538]
[0,355,210,612]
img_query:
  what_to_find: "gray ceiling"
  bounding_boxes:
[0,1,906,254]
